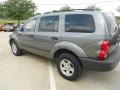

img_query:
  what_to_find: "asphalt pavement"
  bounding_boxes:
[0,32,120,90]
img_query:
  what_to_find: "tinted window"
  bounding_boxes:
[104,14,119,32]
[22,18,37,32]
[39,16,59,32]
[65,14,95,33]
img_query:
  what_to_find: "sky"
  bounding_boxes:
[0,0,120,16]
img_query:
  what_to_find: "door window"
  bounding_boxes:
[22,18,37,32]
[39,16,59,32]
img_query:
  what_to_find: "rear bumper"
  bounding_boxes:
[80,47,120,71]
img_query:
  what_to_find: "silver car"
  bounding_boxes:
[9,10,120,80]
[3,23,14,32]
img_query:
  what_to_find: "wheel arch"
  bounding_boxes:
[9,39,15,45]
[51,41,88,59]
[53,48,84,69]
[9,38,19,45]
[53,49,77,60]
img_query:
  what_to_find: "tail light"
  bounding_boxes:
[99,40,111,60]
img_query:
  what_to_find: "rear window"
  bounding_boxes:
[104,13,119,32]
[65,14,95,33]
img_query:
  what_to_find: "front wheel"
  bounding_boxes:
[11,41,23,56]
[57,53,83,81]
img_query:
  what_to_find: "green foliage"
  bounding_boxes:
[0,3,5,18]
[0,19,26,25]
[46,5,102,14]
[86,5,101,11]
[48,5,102,14]
[60,5,72,11]
[3,0,36,25]
[48,5,72,13]
[0,19,17,24]
[0,4,2,17]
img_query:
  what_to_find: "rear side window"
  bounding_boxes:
[104,14,119,32]
[39,16,59,32]
[65,14,95,33]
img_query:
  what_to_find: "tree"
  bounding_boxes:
[117,6,120,12]
[86,5,101,11]
[0,3,5,18]
[4,0,36,25]
[0,3,3,18]
[60,5,72,11]
[45,5,72,13]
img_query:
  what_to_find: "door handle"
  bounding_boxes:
[51,37,58,40]
[28,35,34,38]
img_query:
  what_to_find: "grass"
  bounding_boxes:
[0,19,18,24]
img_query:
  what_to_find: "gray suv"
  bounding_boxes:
[9,10,120,80]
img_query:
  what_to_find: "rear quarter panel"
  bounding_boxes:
[60,12,107,59]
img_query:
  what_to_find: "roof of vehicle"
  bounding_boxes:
[38,10,113,17]
[31,10,113,20]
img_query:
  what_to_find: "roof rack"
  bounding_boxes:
[43,9,96,14]
[71,9,96,11]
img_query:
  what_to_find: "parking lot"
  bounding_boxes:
[0,32,120,90]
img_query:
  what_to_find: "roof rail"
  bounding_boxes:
[43,8,96,14]
[71,9,96,11]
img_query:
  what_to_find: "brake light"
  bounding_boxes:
[99,40,111,60]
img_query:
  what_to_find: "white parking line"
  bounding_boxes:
[48,61,56,90]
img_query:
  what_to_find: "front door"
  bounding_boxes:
[17,17,38,51]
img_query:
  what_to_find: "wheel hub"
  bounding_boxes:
[12,43,17,54]
[60,59,74,76]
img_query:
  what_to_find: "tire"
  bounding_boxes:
[10,40,23,56]
[57,53,82,81]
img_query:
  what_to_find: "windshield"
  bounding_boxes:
[104,13,119,32]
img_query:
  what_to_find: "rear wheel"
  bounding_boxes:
[57,53,82,81]
[11,40,23,56]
